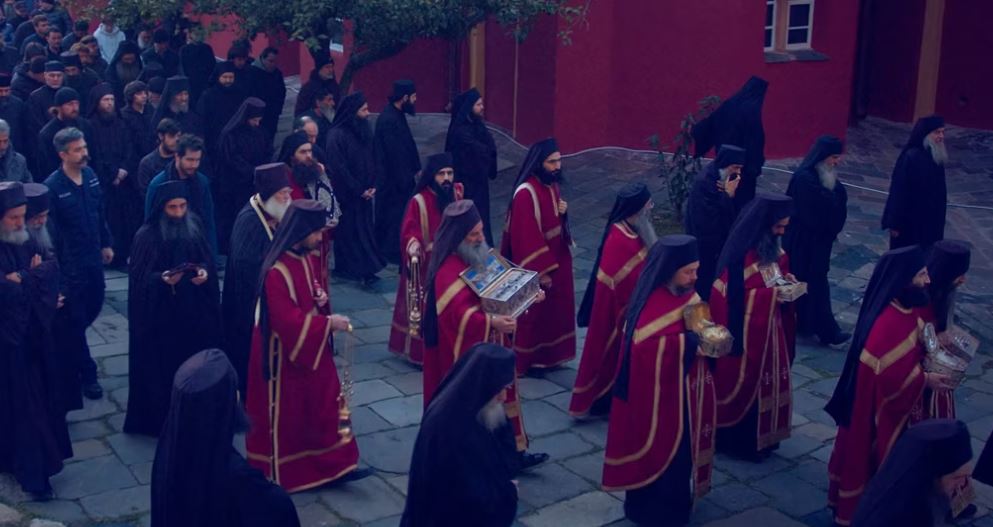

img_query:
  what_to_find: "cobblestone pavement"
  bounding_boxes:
[2,86,992,526]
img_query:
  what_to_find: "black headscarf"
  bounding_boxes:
[692,76,768,157]
[421,200,482,347]
[851,419,972,527]
[906,115,945,150]
[85,82,116,119]
[506,137,571,244]
[795,135,844,173]
[107,40,143,76]
[146,180,188,225]
[207,61,236,86]
[615,235,698,401]
[926,239,971,332]
[713,192,792,355]
[577,182,651,327]
[0,181,26,215]
[151,349,242,527]
[219,96,265,139]
[444,88,482,153]
[255,200,329,380]
[152,75,192,129]
[329,91,366,129]
[825,245,926,426]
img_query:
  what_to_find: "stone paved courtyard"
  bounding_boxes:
[2,83,993,526]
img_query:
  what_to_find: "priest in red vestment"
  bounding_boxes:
[825,245,953,525]
[421,199,548,471]
[501,138,576,375]
[709,193,797,460]
[388,153,463,364]
[245,200,365,493]
[570,182,655,417]
[921,239,970,420]
[603,235,716,526]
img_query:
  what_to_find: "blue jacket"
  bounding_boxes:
[144,162,219,255]
[44,166,112,284]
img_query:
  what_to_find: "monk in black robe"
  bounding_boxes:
[124,180,222,436]
[684,144,744,299]
[120,81,156,175]
[247,47,286,144]
[151,349,301,527]
[196,62,245,166]
[86,82,140,268]
[401,343,519,527]
[783,135,849,346]
[151,75,204,138]
[216,97,269,254]
[60,52,100,115]
[882,115,948,250]
[293,54,339,117]
[103,41,144,106]
[374,79,420,264]
[26,60,64,145]
[0,181,71,499]
[36,86,93,178]
[298,87,333,150]
[324,91,385,284]
[221,163,291,394]
[177,33,216,108]
[445,88,498,244]
[0,74,30,158]
[692,76,768,211]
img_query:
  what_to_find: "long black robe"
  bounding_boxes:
[220,197,274,395]
[247,62,286,143]
[88,103,142,268]
[26,85,58,144]
[141,48,181,79]
[65,70,102,115]
[36,116,94,178]
[881,121,947,250]
[121,105,156,175]
[0,239,71,494]
[445,89,498,245]
[124,209,223,437]
[684,161,736,300]
[373,103,420,264]
[196,80,245,169]
[324,96,386,280]
[216,118,271,255]
[178,41,216,107]
[783,142,848,342]
[10,66,43,102]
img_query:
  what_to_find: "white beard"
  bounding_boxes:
[0,225,29,245]
[262,196,289,221]
[816,161,837,190]
[457,240,491,271]
[628,208,658,247]
[477,398,507,432]
[320,107,335,123]
[28,223,53,251]
[925,136,949,166]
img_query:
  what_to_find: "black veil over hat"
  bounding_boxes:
[505,137,571,244]
[152,75,192,129]
[906,115,945,150]
[329,91,367,130]
[851,419,972,526]
[444,87,482,152]
[692,76,768,158]
[926,239,971,332]
[421,200,482,348]
[825,245,926,426]
[219,96,266,139]
[146,180,189,225]
[714,192,792,355]
[277,131,310,165]
[577,182,651,327]
[615,234,699,401]
[796,135,844,173]
[413,152,454,194]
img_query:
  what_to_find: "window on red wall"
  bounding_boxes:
[785,0,814,49]
[765,0,777,50]
[765,0,824,61]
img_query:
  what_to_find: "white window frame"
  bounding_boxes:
[785,0,814,50]
[764,0,777,51]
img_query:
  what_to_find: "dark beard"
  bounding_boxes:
[896,285,930,308]
[402,101,416,116]
[537,167,564,185]
[755,230,782,264]
[97,109,117,123]
[349,117,373,144]
[158,212,201,243]
[430,181,455,210]
[292,162,320,187]
[115,62,141,84]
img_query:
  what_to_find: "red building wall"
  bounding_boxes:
[936,0,993,128]
[862,0,925,123]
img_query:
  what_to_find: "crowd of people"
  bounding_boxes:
[0,5,985,526]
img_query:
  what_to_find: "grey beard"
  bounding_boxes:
[756,231,782,265]
[0,225,29,245]
[27,224,53,251]
[816,161,837,190]
[262,196,289,221]
[170,101,189,114]
[477,399,507,432]
[628,209,658,247]
[159,212,201,241]
[925,136,949,166]
[320,107,335,122]
[457,240,491,271]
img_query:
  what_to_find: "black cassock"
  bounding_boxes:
[684,161,736,300]
[445,89,498,245]
[121,105,156,175]
[124,209,223,436]
[247,63,287,143]
[373,103,420,264]
[179,41,217,107]
[783,138,848,343]
[37,117,95,180]
[0,239,71,494]
[216,108,271,254]
[324,94,386,281]
[220,197,273,395]
[88,99,142,267]
[882,117,947,250]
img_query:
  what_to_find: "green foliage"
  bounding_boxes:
[69,0,588,91]
[650,95,721,221]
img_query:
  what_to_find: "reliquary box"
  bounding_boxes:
[460,251,540,318]
[922,322,978,388]
[759,262,808,302]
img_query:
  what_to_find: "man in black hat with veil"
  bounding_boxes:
[245,200,364,492]
[783,135,850,346]
[692,76,768,210]
[569,182,655,417]
[294,53,339,117]
[215,96,270,253]
[151,349,301,527]
[125,180,222,436]
[825,245,953,526]
[401,343,519,527]
[151,75,204,137]
[445,87,497,244]
[373,79,420,265]
[324,91,385,285]
[709,192,796,461]
[685,144,744,299]
[602,234,716,526]
[222,163,292,395]
[196,62,246,167]
[882,115,948,249]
